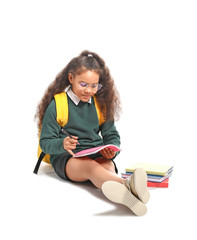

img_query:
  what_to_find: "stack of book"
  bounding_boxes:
[121,163,173,188]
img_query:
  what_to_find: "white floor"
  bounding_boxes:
[2,156,196,240]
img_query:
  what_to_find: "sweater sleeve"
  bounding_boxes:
[100,121,121,147]
[40,100,66,155]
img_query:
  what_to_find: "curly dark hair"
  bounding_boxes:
[35,50,121,132]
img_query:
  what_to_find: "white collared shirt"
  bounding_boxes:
[65,85,92,105]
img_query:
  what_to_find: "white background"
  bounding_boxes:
[1,0,197,239]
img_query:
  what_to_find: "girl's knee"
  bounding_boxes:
[95,158,115,173]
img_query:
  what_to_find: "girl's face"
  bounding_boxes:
[68,70,100,102]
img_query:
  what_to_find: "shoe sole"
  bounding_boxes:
[133,168,150,204]
[102,181,147,216]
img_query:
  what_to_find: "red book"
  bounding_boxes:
[147,178,169,188]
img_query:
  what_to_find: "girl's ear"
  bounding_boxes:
[68,73,74,84]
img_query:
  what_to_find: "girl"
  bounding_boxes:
[35,50,150,216]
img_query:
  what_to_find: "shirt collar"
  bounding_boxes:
[65,85,92,105]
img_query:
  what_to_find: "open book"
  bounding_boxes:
[74,144,121,158]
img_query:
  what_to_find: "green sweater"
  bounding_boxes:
[40,96,120,164]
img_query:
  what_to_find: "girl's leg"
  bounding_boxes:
[65,157,149,216]
[65,157,123,189]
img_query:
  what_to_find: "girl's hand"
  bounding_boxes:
[100,148,116,159]
[63,136,78,156]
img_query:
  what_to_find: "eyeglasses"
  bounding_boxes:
[79,82,103,91]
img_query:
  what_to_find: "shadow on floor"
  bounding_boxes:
[38,163,135,217]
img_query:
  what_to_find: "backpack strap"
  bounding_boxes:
[33,151,46,174]
[54,92,69,127]
[93,96,106,125]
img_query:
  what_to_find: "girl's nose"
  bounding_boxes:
[84,86,92,93]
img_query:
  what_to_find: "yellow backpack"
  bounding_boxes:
[33,92,105,174]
